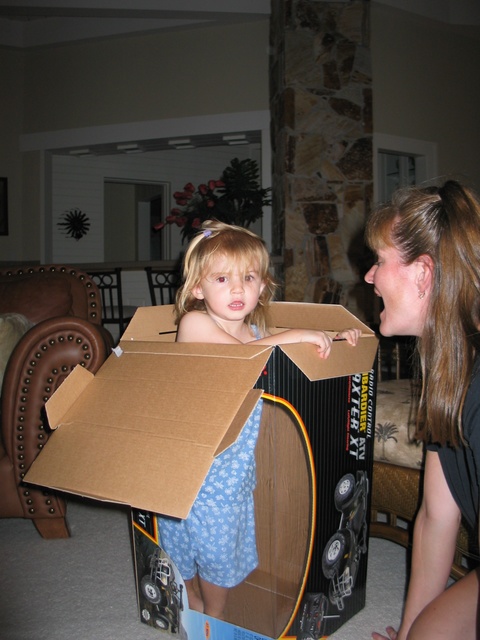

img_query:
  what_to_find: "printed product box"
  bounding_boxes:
[26,302,378,639]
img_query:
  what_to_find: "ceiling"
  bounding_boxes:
[0,0,479,50]
[0,1,271,48]
[4,0,479,157]
[3,1,270,155]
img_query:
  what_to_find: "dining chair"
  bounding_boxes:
[145,267,181,306]
[87,268,137,338]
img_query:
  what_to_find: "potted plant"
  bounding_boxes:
[155,158,271,242]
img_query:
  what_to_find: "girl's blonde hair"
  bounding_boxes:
[175,220,278,335]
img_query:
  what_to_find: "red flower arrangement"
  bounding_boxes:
[154,158,271,242]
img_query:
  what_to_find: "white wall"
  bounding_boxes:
[52,144,263,307]
[3,7,480,265]
[23,21,270,134]
[371,2,480,188]
[0,19,270,264]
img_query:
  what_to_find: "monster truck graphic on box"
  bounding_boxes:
[140,548,184,633]
[322,471,369,611]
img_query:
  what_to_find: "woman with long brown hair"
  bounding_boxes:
[365,179,480,639]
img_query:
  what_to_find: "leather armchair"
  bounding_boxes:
[0,265,112,538]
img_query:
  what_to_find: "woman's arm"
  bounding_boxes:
[374,450,461,640]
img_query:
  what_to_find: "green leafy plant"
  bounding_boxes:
[155,158,271,241]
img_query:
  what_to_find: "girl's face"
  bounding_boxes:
[193,254,266,323]
[364,245,430,337]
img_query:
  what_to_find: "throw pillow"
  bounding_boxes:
[374,378,424,469]
[0,313,33,394]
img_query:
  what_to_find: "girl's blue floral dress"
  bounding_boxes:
[157,326,263,587]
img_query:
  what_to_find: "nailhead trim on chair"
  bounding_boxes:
[14,328,97,517]
[0,265,101,325]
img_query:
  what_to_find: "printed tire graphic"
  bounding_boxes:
[154,615,169,630]
[322,531,346,578]
[141,575,162,604]
[334,473,355,510]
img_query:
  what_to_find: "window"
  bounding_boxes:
[374,134,438,203]
[378,152,416,201]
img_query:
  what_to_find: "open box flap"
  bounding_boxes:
[28,399,264,518]
[45,365,93,429]
[120,304,177,342]
[268,301,371,333]
[269,301,377,379]
[279,338,377,381]
[27,349,271,518]
[26,422,215,518]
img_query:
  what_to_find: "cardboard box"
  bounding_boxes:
[26,302,378,639]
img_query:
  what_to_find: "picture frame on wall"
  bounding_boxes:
[0,178,8,236]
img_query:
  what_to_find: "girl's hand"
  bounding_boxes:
[372,627,398,640]
[299,330,333,359]
[335,328,362,346]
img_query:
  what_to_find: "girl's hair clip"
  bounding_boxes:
[203,229,212,238]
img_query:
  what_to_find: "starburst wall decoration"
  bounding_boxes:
[57,208,91,240]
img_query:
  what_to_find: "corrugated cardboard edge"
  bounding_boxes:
[121,304,177,342]
[269,301,372,334]
[118,340,273,360]
[46,365,93,429]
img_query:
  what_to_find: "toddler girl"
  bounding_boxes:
[157,220,361,619]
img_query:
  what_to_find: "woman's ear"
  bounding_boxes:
[416,254,434,294]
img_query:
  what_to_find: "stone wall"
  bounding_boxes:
[270,0,373,321]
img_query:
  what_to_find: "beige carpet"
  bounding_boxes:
[0,497,406,640]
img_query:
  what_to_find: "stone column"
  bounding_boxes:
[270,0,372,319]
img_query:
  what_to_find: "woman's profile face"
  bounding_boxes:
[364,245,429,337]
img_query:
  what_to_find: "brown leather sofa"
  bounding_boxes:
[0,265,112,538]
